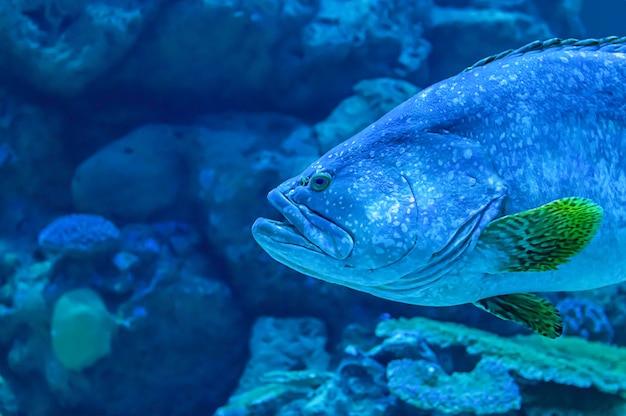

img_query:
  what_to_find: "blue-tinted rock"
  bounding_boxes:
[216,316,334,416]
[185,112,345,323]
[109,0,289,109]
[105,0,432,118]
[0,0,165,95]
[235,317,330,395]
[531,0,585,37]
[295,0,432,111]
[313,78,421,151]
[426,6,552,80]
[186,111,430,335]
[188,113,317,250]
[0,375,18,416]
[0,91,71,231]
[45,274,248,416]
[151,220,201,256]
[71,124,193,222]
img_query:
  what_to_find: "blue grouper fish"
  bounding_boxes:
[252,37,626,338]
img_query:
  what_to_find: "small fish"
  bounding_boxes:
[253,37,626,338]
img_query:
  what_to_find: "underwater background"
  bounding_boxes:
[0,0,625,415]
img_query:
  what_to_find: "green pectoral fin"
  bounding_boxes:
[474,293,563,338]
[477,197,603,273]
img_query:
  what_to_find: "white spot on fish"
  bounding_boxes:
[574,69,585,82]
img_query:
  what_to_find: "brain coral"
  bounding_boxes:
[38,214,120,258]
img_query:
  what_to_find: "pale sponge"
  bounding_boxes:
[51,288,116,371]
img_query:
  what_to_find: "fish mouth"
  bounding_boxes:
[252,189,354,260]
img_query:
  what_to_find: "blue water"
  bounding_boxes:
[0,0,623,415]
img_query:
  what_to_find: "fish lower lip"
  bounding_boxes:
[252,218,323,253]
[265,189,354,259]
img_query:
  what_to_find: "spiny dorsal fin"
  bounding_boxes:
[474,293,563,338]
[463,36,626,73]
[477,197,603,273]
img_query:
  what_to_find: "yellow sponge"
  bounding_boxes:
[51,288,116,371]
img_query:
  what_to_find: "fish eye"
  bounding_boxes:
[298,175,310,187]
[310,172,332,191]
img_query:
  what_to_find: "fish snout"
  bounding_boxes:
[267,189,354,259]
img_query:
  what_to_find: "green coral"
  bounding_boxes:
[387,357,521,415]
[260,369,335,388]
[313,77,420,151]
[214,380,313,416]
[376,317,626,396]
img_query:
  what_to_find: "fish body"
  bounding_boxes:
[252,38,626,317]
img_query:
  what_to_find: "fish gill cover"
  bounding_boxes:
[0,0,623,416]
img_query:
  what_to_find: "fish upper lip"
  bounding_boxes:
[265,188,354,259]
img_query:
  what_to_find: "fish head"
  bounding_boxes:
[252,125,507,294]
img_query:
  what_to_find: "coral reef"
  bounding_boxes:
[0,0,165,95]
[217,315,626,415]
[377,317,626,414]
[47,274,248,416]
[0,0,620,414]
[71,125,193,222]
[234,316,331,394]
[216,323,396,416]
[106,0,432,118]
[38,214,121,258]
[216,316,333,416]
[557,297,614,344]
